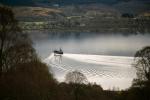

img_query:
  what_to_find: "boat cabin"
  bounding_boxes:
[54,49,63,55]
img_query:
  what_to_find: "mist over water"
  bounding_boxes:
[29,31,150,59]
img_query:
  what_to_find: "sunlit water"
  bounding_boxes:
[29,31,150,90]
[44,53,136,90]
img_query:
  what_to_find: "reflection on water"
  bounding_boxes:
[29,31,150,59]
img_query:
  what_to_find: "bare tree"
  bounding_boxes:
[65,71,88,100]
[133,46,150,87]
[65,70,88,84]
[0,6,36,74]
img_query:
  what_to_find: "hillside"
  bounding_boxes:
[1,0,149,15]
[12,6,150,33]
[0,0,120,6]
[0,0,149,6]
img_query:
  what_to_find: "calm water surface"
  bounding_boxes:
[29,32,150,58]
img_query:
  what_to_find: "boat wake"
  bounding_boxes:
[44,53,136,90]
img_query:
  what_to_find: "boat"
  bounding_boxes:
[54,48,63,56]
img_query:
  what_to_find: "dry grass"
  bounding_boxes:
[13,7,62,17]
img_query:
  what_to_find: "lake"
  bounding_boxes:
[29,31,150,90]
